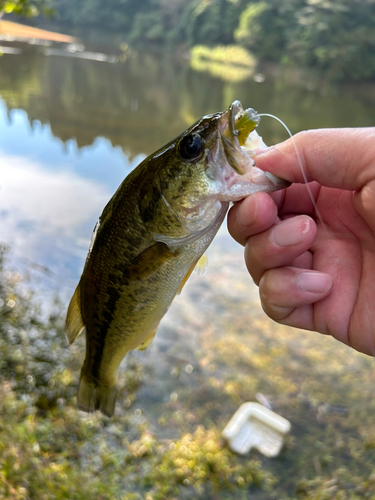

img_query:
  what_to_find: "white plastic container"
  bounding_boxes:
[222,402,291,457]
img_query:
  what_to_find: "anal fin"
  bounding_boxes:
[137,328,157,351]
[65,282,85,345]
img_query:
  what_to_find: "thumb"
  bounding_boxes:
[254,128,375,192]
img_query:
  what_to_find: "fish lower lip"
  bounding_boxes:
[264,171,291,188]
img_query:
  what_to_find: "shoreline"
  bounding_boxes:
[0,19,75,43]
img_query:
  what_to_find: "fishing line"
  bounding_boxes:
[256,113,327,234]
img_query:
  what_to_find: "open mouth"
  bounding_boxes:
[219,100,262,176]
[219,101,291,191]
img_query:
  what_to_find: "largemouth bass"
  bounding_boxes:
[65,100,289,417]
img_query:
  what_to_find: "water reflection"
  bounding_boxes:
[0,148,109,275]
[0,101,143,283]
[1,39,374,162]
[1,39,375,286]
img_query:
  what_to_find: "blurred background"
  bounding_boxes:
[1,1,375,499]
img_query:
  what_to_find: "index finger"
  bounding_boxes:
[255,128,375,190]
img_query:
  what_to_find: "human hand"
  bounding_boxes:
[227,128,375,355]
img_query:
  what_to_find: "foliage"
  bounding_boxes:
[0,245,279,499]
[127,10,165,42]
[287,0,375,81]
[0,248,82,415]
[31,0,375,81]
[1,218,375,498]
[234,0,375,80]
[51,0,139,32]
[174,0,249,47]
[3,0,374,80]
[43,0,249,47]
[296,468,375,499]
[190,44,257,82]
[140,427,276,498]
[0,0,53,17]
[234,1,290,62]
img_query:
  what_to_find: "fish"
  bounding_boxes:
[65,100,289,417]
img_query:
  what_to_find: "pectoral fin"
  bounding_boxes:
[177,253,208,295]
[194,253,208,276]
[125,242,177,281]
[65,282,85,345]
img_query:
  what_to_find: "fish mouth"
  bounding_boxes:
[218,100,290,192]
[218,100,258,175]
[231,100,261,147]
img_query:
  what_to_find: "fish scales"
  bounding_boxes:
[66,101,289,417]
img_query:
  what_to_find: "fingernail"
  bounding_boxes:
[298,272,333,293]
[270,216,311,246]
[254,146,275,156]
[254,147,271,156]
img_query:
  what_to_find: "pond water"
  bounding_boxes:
[1,34,375,499]
[1,39,375,288]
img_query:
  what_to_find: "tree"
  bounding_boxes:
[234,0,300,62]
[288,0,375,80]
[0,0,53,17]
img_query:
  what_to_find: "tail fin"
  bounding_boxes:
[77,372,117,418]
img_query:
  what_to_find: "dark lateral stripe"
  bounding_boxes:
[91,277,121,380]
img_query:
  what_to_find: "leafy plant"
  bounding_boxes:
[0,0,53,17]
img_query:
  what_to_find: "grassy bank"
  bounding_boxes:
[0,239,374,499]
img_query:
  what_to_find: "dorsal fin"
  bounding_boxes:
[65,282,85,345]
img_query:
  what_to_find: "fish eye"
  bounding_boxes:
[179,134,203,161]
